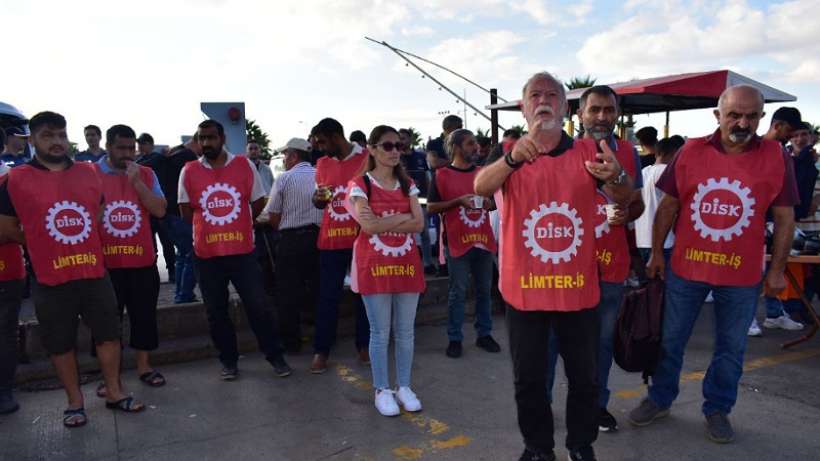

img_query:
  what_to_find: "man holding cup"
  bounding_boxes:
[427,129,500,359]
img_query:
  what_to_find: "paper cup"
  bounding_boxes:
[471,196,484,209]
[604,204,618,223]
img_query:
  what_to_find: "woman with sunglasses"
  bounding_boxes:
[345,125,426,416]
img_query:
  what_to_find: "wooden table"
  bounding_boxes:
[766,255,820,348]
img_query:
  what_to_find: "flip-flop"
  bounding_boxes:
[63,408,87,428]
[139,370,166,387]
[105,396,145,413]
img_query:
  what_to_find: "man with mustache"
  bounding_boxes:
[546,85,645,434]
[0,112,145,427]
[178,120,291,381]
[475,72,632,461]
[629,85,798,444]
[94,124,168,391]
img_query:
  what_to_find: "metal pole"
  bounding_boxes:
[490,89,499,145]
[463,89,468,129]
[665,111,670,138]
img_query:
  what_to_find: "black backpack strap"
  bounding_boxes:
[363,174,372,199]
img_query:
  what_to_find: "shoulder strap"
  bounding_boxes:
[363,174,372,199]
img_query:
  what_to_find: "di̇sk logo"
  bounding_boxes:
[522,201,584,264]
[593,190,611,238]
[103,200,142,238]
[46,201,92,245]
[458,206,487,229]
[690,177,755,242]
[369,210,413,257]
[199,183,242,226]
[326,185,352,221]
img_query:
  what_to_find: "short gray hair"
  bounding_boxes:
[445,129,473,160]
[522,71,566,101]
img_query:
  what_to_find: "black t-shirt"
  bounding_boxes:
[401,150,429,197]
[426,135,447,161]
[163,148,198,215]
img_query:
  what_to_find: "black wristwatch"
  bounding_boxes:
[504,152,523,169]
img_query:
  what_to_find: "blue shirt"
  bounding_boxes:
[96,156,165,198]
[0,152,31,167]
[401,150,430,197]
[76,150,107,163]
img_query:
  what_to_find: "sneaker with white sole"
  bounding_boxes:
[374,389,400,416]
[396,386,422,412]
[747,319,762,337]
[763,315,804,331]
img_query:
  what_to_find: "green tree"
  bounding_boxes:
[565,75,597,90]
[474,127,489,138]
[405,127,423,149]
[246,119,272,158]
[508,124,528,137]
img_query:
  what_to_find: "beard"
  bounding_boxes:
[531,105,559,132]
[585,124,614,141]
[202,148,221,160]
[728,128,752,144]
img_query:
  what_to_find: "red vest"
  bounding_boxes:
[671,137,784,286]
[499,139,600,311]
[182,158,255,258]
[95,163,157,268]
[348,176,425,295]
[315,152,368,250]
[594,139,637,283]
[7,162,105,286]
[434,166,497,258]
[0,175,24,282]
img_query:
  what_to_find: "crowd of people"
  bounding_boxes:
[0,70,817,461]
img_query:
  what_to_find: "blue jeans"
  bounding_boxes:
[166,214,196,303]
[446,247,494,342]
[419,207,435,269]
[764,297,804,319]
[362,293,419,389]
[315,249,369,355]
[638,248,673,267]
[546,281,624,408]
[648,269,760,416]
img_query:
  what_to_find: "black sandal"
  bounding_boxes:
[105,396,145,413]
[63,408,87,428]
[139,370,166,387]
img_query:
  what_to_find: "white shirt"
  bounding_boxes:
[177,153,266,204]
[635,163,675,249]
[264,162,323,229]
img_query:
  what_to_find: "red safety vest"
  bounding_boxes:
[434,166,497,258]
[0,175,24,281]
[348,176,425,295]
[95,163,157,268]
[7,162,105,286]
[499,139,600,311]
[671,137,784,286]
[315,151,368,250]
[182,158,255,258]
[594,139,637,283]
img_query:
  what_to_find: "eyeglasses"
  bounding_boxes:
[376,142,406,152]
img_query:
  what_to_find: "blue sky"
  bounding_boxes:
[2,0,818,149]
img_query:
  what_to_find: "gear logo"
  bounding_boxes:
[690,177,755,242]
[522,201,584,264]
[327,185,352,222]
[103,200,142,238]
[593,190,611,238]
[458,206,487,229]
[369,210,414,257]
[199,183,241,226]
[45,201,92,245]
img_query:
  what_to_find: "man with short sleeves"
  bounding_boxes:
[629,85,798,444]
[76,124,107,163]
[178,120,291,380]
[426,115,463,171]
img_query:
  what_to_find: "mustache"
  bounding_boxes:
[535,105,555,116]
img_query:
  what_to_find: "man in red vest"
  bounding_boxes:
[427,128,500,359]
[95,124,168,389]
[546,85,645,434]
[309,118,370,373]
[475,72,632,461]
[629,85,798,444]
[179,120,291,381]
[0,112,145,428]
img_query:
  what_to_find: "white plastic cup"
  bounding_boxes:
[471,196,484,209]
[604,204,618,223]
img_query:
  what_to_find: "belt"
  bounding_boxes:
[280,224,319,234]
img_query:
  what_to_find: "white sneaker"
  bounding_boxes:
[747,319,762,337]
[705,291,714,303]
[763,315,804,331]
[396,386,423,412]
[374,389,400,416]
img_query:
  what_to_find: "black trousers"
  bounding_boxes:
[275,226,319,350]
[0,280,23,392]
[152,217,175,279]
[109,266,161,351]
[194,253,283,366]
[506,305,599,454]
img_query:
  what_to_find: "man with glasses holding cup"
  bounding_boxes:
[427,129,500,359]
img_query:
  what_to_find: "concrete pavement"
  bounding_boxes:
[2,303,820,461]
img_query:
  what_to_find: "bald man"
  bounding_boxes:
[629,85,798,444]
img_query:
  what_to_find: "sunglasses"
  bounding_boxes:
[376,142,406,152]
